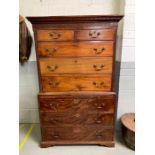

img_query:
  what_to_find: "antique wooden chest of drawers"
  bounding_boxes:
[27,15,123,147]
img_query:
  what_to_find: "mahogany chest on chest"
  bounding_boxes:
[27,15,123,147]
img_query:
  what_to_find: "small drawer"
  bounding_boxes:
[41,75,112,92]
[39,58,112,75]
[37,30,74,41]
[38,92,115,113]
[42,126,113,142]
[77,29,114,41]
[37,41,113,57]
[40,112,114,126]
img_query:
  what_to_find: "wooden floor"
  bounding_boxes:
[19,124,134,155]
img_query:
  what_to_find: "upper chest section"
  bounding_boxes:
[34,22,117,42]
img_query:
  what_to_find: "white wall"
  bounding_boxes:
[122,0,135,62]
[19,0,135,125]
[20,0,123,16]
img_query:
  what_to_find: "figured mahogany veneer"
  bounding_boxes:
[77,29,114,41]
[39,58,113,75]
[41,75,112,92]
[27,15,123,148]
[38,41,114,57]
[42,126,114,142]
[39,93,115,113]
[40,112,114,126]
[37,30,74,41]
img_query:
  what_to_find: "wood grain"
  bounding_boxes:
[39,57,113,75]
[41,75,112,92]
[37,41,113,57]
[37,30,74,41]
[121,113,135,132]
[121,113,135,150]
[41,126,113,142]
[40,112,114,126]
[38,92,115,113]
[77,29,114,41]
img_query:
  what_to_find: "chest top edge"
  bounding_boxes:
[26,15,123,25]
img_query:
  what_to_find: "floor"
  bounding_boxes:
[19,124,134,155]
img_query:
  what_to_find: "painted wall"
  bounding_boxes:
[122,0,135,62]
[19,0,135,127]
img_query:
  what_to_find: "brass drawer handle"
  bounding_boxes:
[96,134,102,138]
[45,48,58,55]
[95,117,104,124]
[47,65,58,72]
[49,103,58,111]
[52,134,59,138]
[89,31,101,38]
[95,120,102,124]
[93,64,104,71]
[97,106,104,109]
[49,32,61,39]
[93,48,105,54]
[49,103,53,108]
[92,81,104,88]
[73,99,80,105]
[74,113,80,118]
[48,81,59,88]
[94,103,105,109]
[50,118,59,122]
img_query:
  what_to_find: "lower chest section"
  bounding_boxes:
[38,92,116,143]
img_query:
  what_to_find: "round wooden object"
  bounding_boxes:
[121,113,135,150]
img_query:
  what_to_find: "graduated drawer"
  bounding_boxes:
[40,112,113,126]
[39,58,112,75]
[38,92,115,113]
[77,29,114,41]
[42,126,113,142]
[37,41,113,57]
[37,30,74,41]
[41,75,112,92]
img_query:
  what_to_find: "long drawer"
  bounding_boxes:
[38,92,115,113]
[41,75,112,92]
[41,126,113,141]
[37,41,113,57]
[39,58,113,75]
[40,112,113,126]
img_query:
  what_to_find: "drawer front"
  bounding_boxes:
[40,112,113,126]
[42,126,113,141]
[39,93,115,113]
[41,76,112,92]
[37,30,74,41]
[37,41,113,57]
[39,58,112,75]
[77,29,114,41]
